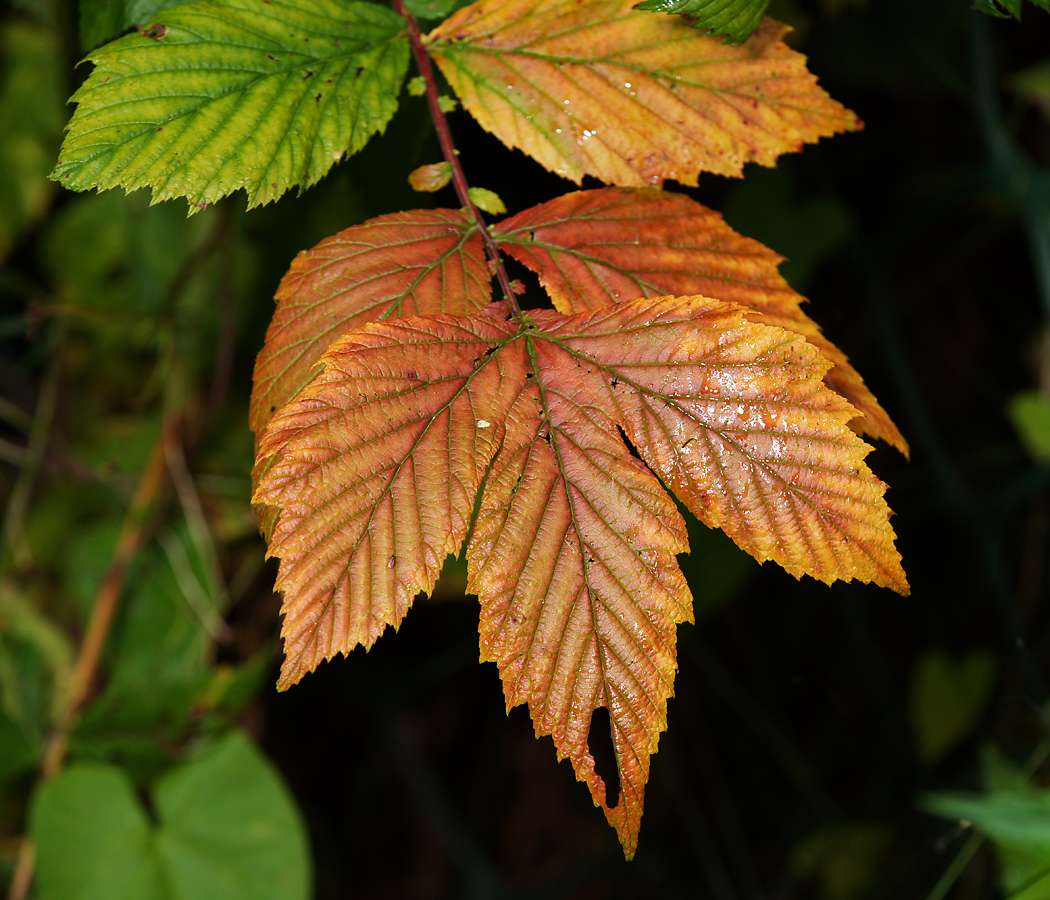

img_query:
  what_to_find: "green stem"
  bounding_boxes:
[924,832,984,900]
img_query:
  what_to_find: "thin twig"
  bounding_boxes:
[391,0,520,313]
[6,412,180,900]
[923,832,984,900]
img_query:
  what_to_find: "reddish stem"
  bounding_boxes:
[392,0,520,314]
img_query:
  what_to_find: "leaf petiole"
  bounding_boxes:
[392,0,521,312]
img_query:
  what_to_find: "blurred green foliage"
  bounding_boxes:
[1,0,1050,897]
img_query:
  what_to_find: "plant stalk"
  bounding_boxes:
[392,1,521,314]
[7,412,180,900]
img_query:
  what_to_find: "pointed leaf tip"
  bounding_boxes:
[492,187,907,453]
[256,294,905,852]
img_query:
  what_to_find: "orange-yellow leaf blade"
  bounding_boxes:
[468,318,692,859]
[253,308,518,688]
[427,4,860,186]
[493,187,907,453]
[544,295,909,593]
[256,293,906,856]
[249,208,489,440]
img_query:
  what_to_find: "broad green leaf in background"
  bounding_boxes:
[923,790,1050,899]
[31,764,164,900]
[31,730,310,900]
[53,0,410,212]
[0,22,65,262]
[427,0,861,187]
[908,648,997,764]
[632,0,770,45]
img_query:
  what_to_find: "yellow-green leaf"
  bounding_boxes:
[53,0,409,211]
[467,186,506,214]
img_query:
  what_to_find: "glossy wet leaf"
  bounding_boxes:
[633,0,770,44]
[492,187,906,452]
[250,208,489,440]
[427,1,860,186]
[53,0,409,211]
[255,295,906,855]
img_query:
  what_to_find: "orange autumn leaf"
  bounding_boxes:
[492,186,907,453]
[249,207,489,441]
[254,295,907,857]
[426,3,860,186]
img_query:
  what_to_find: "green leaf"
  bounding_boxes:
[32,731,310,900]
[404,0,472,21]
[1012,62,1050,119]
[31,764,165,900]
[154,731,310,900]
[53,0,410,212]
[922,790,1050,899]
[0,584,74,754]
[632,0,769,44]
[467,186,506,214]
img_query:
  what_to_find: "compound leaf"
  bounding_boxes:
[53,0,409,211]
[426,1,860,186]
[250,208,489,440]
[255,307,522,687]
[255,295,907,855]
[492,187,907,453]
[633,0,770,45]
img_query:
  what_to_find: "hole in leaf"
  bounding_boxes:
[588,706,620,809]
[617,426,642,463]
